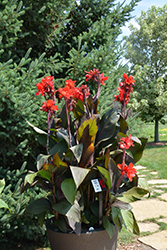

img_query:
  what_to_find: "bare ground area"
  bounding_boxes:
[117,240,154,250]
[147,141,167,146]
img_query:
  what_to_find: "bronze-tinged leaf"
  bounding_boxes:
[53,152,67,168]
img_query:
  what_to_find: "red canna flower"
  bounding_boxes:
[117,162,136,182]
[114,73,135,105]
[85,69,108,86]
[100,72,108,85]
[85,68,100,82]
[35,76,55,98]
[41,99,58,114]
[119,134,134,150]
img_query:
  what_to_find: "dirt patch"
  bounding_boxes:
[117,240,154,250]
[147,141,167,147]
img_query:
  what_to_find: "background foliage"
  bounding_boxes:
[124,4,167,142]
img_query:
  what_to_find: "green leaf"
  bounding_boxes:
[120,209,139,235]
[129,138,148,163]
[102,216,115,239]
[96,109,119,146]
[119,115,129,133]
[61,178,77,204]
[56,216,69,232]
[0,179,5,194]
[53,152,67,168]
[24,172,38,186]
[112,199,132,210]
[77,117,97,142]
[49,140,68,159]
[0,198,10,210]
[37,212,46,226]
[53,199,81,223]
[117,187,149,203]
[97,166,111,189]
[70,166,90,188]
[37,154,51,171]
[72,99,85,120]
[90,201,99,217]
[52,199,72,215]
[77,117,97,168]
[69,144,83,163]
[27,121,47,135]
[111,207,122,229]
[38,169,52,182]
[25,198,52,214]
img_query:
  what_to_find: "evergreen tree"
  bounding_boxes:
[0,0,140,169]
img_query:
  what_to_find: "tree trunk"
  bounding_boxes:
[154,119,159,142]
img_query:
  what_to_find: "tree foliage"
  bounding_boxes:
[124,5,167,142]
[0,0,140,169]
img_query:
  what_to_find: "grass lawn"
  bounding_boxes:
[118,122,167,246]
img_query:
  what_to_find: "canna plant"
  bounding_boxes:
[22,69,149,238]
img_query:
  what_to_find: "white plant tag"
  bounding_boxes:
[91,179,102,193]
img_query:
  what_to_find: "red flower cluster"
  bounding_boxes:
[35,76,55,98]
[41,100,58,114]
[119,134,134,150]
[117,162,137,182]
[58,79,90,102]
[85,69,108,85]
[114,73,135,105]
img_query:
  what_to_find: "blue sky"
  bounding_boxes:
[118,0,167,37]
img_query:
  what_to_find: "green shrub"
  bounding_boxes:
[0,163,48,249]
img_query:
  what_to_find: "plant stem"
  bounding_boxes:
[65,98,71,147]
[46,112,50,155]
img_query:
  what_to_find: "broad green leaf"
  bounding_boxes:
[138,178,150,194]
[0,198,10,210]
[70,166,90,188]
[52,199,72,215]
[117,187,149,203]
[38,169,52,182]
[96,109,119,146]
[97,166,111,189]
[53,152,67,168]
[77,117,97,142]
[69,144,83,163]
[119,115,129,133]
[0,179,5,194]
[56,216,69,232]
[27,121,47,134]
[67,217,81,235]
[25,198,52,214]
[72,99,85,120]
[53,199,81,223]
[79,126,94,167]
[57,128,74,146]
[61,178,77,204]
[49,140,68,159]
[112,199,132,210]
[24,172,38,186]
[102,216,115,239]
[37,154,51,171]
[120,209,139,235]
[120,209,133,232]
[111,207,122,228]
[90,201,99,217]
[129,138,148,163]
[37,211,46,226]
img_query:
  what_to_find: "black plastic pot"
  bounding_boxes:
[46,222,118,250]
